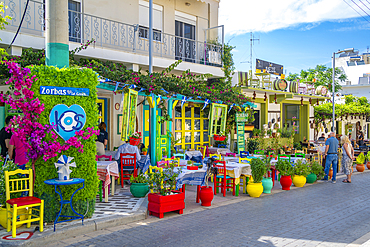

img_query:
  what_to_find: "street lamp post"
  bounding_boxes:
[332,48,354,133]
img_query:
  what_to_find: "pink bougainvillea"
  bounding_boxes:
[0,62,99,163]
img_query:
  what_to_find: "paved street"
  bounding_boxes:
[54,172,370,247]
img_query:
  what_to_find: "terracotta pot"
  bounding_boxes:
[356,164,365,172]
[199,186,213,207]
[329,169,333,179]
[143,151,147,155]
[367,162,370,170]
[280,175,292,190]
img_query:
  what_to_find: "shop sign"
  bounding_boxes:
[49,104,86,141]
[236,112,249,123]
[256,59,283,75]
[40,86,90,97]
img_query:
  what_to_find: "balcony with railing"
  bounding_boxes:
[2,0,223,67]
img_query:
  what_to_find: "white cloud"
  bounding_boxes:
[219,0,362,34]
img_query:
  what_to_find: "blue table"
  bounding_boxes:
[44,178,85,231]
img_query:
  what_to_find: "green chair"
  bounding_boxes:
[295,153,305,158]
[278,154,291,162]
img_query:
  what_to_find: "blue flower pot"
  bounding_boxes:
[262,177,273,194]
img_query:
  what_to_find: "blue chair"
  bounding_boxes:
[218,144,226,148]
[240,151,250,158]
[174,153,186,160]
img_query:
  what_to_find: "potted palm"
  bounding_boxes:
[261,156,273,194]
[292,160,310,187]
[275,159,294,190]
[356,152,365,172]
[129,173,149,198]
[247,158,268,197]
[147,163,184,218]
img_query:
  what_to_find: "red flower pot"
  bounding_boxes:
[214,135,226,141]
[199,186,213,207]
[187,166,198,170]
[148,191,185,219]
[129,137,141,146]
[280,175,292,190]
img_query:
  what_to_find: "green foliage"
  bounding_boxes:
[130,173,148,184]
[366,151,370,162]
[187,160,193,165]
[309,161,324,179]
[356,152,365,165]
[247,138,259,153]
[314,95,370,123]
[293,142,302,150]
[293,160,310,176]
[167,131,184,155]
[275,159,293,176]
[142,148,148,152]
[30,65,99,222]
[0,159,22,206]
[250,158,268,183]
[147,163,181,196]
[299,64,346,92]
[0,2,11,37]
[278,124,295,138]
[252,128,261,137]
[221,43,236,85]
[286,73,299,81]
[162,150,168,157]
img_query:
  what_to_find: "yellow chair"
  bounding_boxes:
[164,157,180,167]
[5,169,44,238]
[303,148,308,154]
[147,166,163,193]
[240,175,251,194]
[239,157,251,163]
[209,154,221,160]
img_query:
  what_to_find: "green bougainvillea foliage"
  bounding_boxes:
[30,65,99,222]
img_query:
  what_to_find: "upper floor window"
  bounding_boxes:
[139,0,163,41]
[68,0,81,42]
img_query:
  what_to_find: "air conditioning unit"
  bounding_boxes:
[208,51,221,65]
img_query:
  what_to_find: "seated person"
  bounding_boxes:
[114,142,141,162]
[317,133,326,141]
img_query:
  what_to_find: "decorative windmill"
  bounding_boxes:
[55,155,76,181]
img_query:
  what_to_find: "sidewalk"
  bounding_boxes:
[0,169,365,246]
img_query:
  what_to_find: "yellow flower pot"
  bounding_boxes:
[0,207,27,228]
[292,175,306,187]
[246,182,263,198]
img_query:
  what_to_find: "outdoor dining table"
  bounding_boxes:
[174,167,207,203]
[207,147,232,155]
[185,150,203,163]
[97,160,119,202]
[105,150,151,173]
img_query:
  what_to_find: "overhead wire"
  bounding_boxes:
[359,0,370,11]
[6,0,30,51]
[342,0,370,23]
[350,0,370,19]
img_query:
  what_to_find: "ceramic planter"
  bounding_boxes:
[262,177,273,194]
[148,191,185,218]
[356,164,365,172]
[199,186,213,207]
[246,182,263,197]
[329,169,333,179]
[129,137,141,146]
[130,183,149,198]
[306,173,317,184]
[280,175,292,190]
[0,207,27,228]
[214,135,226,141]
[367,162,370,170]
[293,175,306,187]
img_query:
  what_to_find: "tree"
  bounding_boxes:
[299,65,346,93]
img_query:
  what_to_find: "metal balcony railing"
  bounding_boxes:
[1,1,223,67]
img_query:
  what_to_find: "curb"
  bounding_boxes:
[0,198,148,247]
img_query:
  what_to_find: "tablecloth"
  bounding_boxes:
[174,167,207,189]
[97,161,119,188]
[185,150,202,159]
[208,147,231,155]
[114,143,141,161]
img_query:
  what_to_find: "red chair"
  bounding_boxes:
[213,160,236,197]
[96,155,113,201]
[225,153,236,157]
[157,160,168,168]
[120,153,137,188]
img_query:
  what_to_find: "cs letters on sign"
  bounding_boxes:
[54,110,85,132]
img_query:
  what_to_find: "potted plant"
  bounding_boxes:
[247,158,268,197]
[142,147,148,156]
[187,160,198,170]
[199,158,218,207]
[366,152,370,170]
[0,158,27,228]
[306,161,324,183]
[292,159,310,187]
[213,131,226,141]
[275,159,294,190]
[129,173,149,198]
[129,131,142,146]
[247,138,259,154]
[162,150,168,159]
[261,156,273,194]
[356,152,365,172]
[252,128,260,138]
[147,163,184,218]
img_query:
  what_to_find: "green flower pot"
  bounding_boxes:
[306,173,317,184]
[262,177,273,194]
[130,183,149,198]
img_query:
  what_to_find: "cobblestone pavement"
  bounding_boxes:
[55,172,370,247]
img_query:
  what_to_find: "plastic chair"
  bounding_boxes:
[213,160,236,197]
[120,153,137,188]
[302,148,308,154]
[96,155,112,202]
[218,144,227,148]
[240,151,250,158]
[295,153,305,158]
[225,153,236,157]
[239,157,251,163]
[164,157,181,166]
[278,154,291,162]
[5,169,44,238]
[254,150,264,155]
[148,166,163,193]
[239,175,250,194]
[209,154,221,160]
[173,153,186,160]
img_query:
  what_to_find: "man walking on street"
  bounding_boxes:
[323,132,339,183]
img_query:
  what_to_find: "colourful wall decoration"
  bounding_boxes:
[208,103,228,136]
[121,89,138,141]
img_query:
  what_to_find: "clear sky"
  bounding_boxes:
[219,0,370,75]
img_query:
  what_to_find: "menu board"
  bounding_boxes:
[236,123,245,153]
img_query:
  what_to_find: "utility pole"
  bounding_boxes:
[250,32,259,73]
